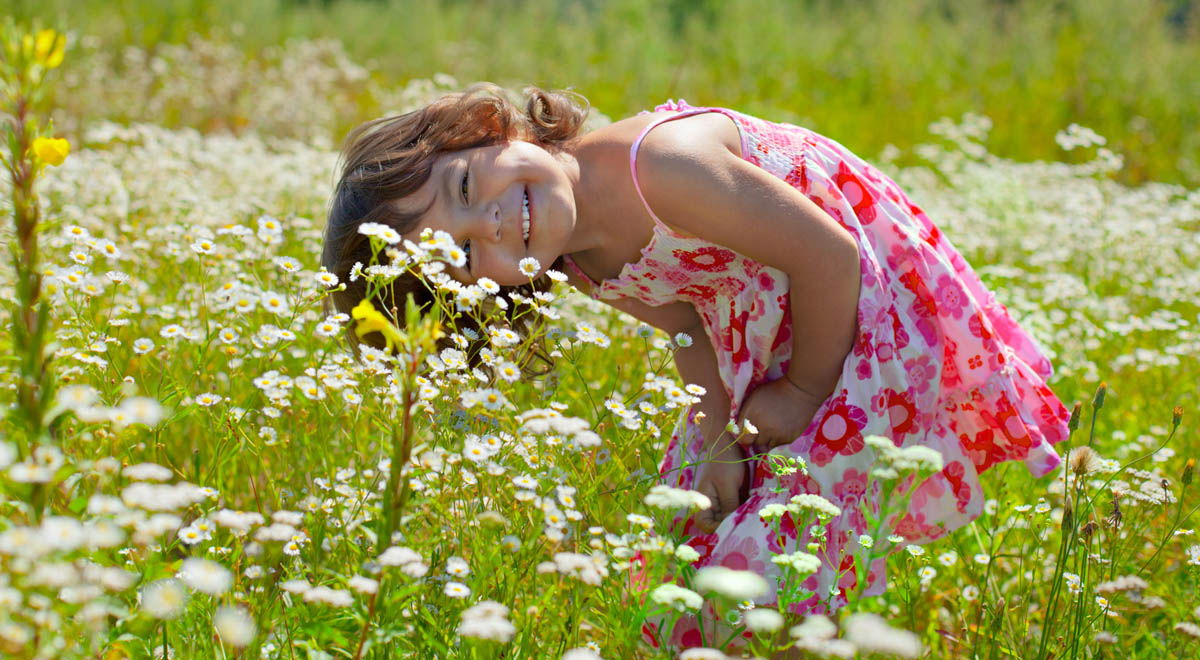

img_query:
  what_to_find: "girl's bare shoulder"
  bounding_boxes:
[585,110,741,158]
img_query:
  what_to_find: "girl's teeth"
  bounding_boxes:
[522,192,530,241]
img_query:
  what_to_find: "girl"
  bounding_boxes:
[321,85,1070,650]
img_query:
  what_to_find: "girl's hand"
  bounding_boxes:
[693,439,749,534]
[736,376,826,454]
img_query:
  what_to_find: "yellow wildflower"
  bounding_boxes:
[351,299,405,352]
[34,29,67,69]
[33,137,70,166]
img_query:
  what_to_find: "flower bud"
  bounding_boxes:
[1183,458,1195,487]
[1067,402,1083,432]
[1093,382,1107,410]
[1173,406,1183,430]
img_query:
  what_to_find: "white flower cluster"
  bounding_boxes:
[863,434,944,479]
[518,408,602,450]
[649,584,703,612]
[456,600,516,642]
[5,445,64,484]
[642,485,711,511]
[693,566,767,602]
[211,511,267,537]
[122,481,211,512]
[213,605,256,648]
[743,607,785,632]
[54,386,166,429]
[378,546,430,578]
[536,552,609,586]
[770,550,823,577]
[177,558,233,595]
[759,493,842,523]
[789,612,923,659]
[1054,123,1107,151]
[844,612,924,658]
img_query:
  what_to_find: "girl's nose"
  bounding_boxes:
[472,201,503,242]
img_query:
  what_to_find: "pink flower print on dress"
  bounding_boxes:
[836,552,862,594]
[894,508,946,543]
[903,354,938,395]
[963,428,1004,472]
[834,161,878,225]
[885,240,921,274]
[968,311,1000,352]
[677,283,717,305]
[943,460,976,513]
[720,534,770,575]
[685,533,719,561]
[942,337,965,388]
[899,268,938,319]
[674,246,735,272]
[1038,402,1069,445]
[765,510,802,554]
[912,315,940,349]
[787,471,822,498]
[888,305,913,351]
[833,467,869,513]
[934,273,969,320]
[809,393,868,467]
[710,275,747,298]
[919,217,943,248]
[883,388,919,436]
[784,153,807,189]
[753,270,776,291]
[718,310,752,368]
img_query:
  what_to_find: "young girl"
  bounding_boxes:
[321,85,1070,649]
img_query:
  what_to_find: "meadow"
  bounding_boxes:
[1,1,1199,658]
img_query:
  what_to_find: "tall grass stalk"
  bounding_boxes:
[1,22,67,502]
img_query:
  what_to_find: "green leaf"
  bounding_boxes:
[67,494,87,514]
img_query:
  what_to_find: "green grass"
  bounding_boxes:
[14,0,1200,187]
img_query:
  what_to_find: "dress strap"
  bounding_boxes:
[629,107,723,235]
[560,253,601,299]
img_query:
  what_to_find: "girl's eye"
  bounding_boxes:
[461,168,470,203]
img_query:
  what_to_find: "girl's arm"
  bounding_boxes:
[673,316,750,532]
[567,276,747,528]
[671,319,732,449]
[633,114,861,445]
[562,270,734,444]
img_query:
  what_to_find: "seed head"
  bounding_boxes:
[1069,446,1101,477]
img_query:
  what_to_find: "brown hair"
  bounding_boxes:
[321,83,590,368]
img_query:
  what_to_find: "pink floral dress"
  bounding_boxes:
[562,101,1070,649]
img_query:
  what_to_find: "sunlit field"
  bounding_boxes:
[2,4,1200,659]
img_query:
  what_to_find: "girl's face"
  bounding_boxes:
[397,140,576,286]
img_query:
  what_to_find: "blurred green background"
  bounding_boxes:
[14,0,1200,187]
